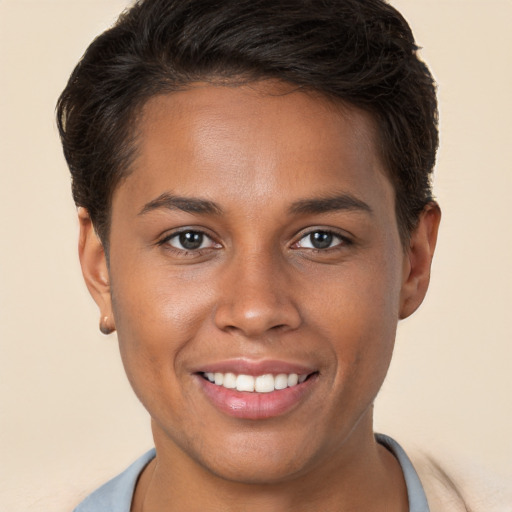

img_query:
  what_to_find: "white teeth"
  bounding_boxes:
[236,374,255,392]
[287,373,298,387]
[255,374,274,393]
[223,372,237,389]
[204,372,309,392]
[274,373,288,390]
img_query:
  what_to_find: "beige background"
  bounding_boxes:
[1,1,511,510]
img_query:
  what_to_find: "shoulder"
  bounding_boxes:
[409,450,512,512]
[73,449,156,512]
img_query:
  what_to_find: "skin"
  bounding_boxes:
[79,81,440,511]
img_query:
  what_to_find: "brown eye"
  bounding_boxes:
[296,230,344,250]
[310,231,333,249]
[166,230,217,251]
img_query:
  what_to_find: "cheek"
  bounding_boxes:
[109,261,216,395]
[319,248,403,392]
[113,255,214,331]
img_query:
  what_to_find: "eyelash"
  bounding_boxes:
[158,228,352,256]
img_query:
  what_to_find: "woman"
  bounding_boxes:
[57,0,448,510]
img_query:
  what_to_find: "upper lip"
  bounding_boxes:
[192,358,317,376]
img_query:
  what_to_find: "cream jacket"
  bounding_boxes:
[411,453,511,512]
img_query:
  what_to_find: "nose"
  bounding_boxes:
[213,251,302,338]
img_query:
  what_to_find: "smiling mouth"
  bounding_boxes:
[201,372,314,393]
[197,367,319,419]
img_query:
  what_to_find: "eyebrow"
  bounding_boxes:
[139,193,223,216]
[289,193,373,216]
[139,191,372,217]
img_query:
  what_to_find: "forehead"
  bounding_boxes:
[116,81,394,220]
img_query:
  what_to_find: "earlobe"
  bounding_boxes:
[78,208,116,334]
[399,202,441,319]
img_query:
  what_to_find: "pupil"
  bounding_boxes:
[179,231,203,250]
[311,231,332,249]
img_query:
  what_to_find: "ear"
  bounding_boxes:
[399,202,441,319]
[78,207,115,334]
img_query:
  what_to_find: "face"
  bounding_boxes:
[82,81,436,484]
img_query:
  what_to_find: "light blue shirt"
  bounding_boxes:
[74,434,429,511]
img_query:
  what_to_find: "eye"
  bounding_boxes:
[295,230,346,250]
[164,230,219,251]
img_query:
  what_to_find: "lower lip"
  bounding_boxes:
[197,375,317,420]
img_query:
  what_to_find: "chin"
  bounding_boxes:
[201,452,312,486]
[172,424,323,486]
